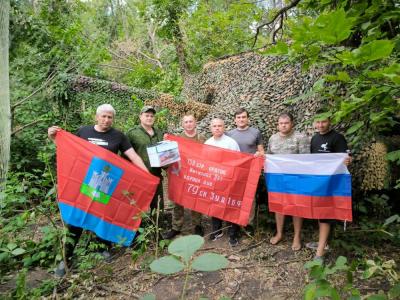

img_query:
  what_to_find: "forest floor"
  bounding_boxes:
[1,206,398,299]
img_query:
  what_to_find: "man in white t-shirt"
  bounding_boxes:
[205,118,241,246]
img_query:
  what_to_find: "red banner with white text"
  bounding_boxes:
[166,134,263,226]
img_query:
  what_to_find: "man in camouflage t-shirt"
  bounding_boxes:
[267,113,310,251]
[164,115,205,239]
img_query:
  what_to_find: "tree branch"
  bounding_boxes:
[11,71,57,110]
[99,63,135,71]
[11,119,44,136]
[252,0,301,48]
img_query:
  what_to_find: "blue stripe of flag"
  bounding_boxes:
[58,202,136,246]
[265,173,351,197]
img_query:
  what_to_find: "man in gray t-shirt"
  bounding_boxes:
[227,108,265,236]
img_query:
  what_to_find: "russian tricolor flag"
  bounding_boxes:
[265,154,352,221]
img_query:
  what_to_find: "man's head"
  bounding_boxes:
[234,108,250,129]
[95,104,116,131]
[277,112,294,136]
[314,117,331,135]
[139,106,156,128]
[210,118,225,138]
[182,114,197,134]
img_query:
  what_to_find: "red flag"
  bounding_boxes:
[166,134,263,226]
[56,130,160,245]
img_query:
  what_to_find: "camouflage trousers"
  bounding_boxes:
[172,203,202,231]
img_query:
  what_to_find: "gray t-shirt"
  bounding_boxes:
[227,127,264,154]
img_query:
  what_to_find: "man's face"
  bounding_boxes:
[234,112,249,129]
[210,119,225,138]
[277,117,293,135]
[182,115,196,132]
[140,112,155,127]
[95,111,114,131]
[315,119,331,134]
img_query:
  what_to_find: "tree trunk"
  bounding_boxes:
[0,0,10,198]
[173,23,189,79]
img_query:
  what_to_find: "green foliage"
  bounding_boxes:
[265,0,400,148]
[184,0,264,70]
[150,235,228,299]
[304,256,400,299]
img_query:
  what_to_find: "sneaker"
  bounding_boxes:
[306,242,329,251]
[54,261,66,278]
[163,229,181,240]
[229,236,239,247]
[313,255,325,264]
[100,250,112,263]
[194,225,204,237]
[209,231,224,241]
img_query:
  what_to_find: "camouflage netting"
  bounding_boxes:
[182,52,325,137]
[64,75,160,130]
[66,52,397,193]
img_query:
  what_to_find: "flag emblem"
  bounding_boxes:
[80,157,123,204]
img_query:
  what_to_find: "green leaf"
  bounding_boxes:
[353,40,394,65]
[7,243,17,251]
[389,283,400,299]
[387,151,400,163]
[336,71,351,82]
[141,294,156,300]
[11,248,26,256]
[314,9,355,44]
[366,294,388,300]
[150,256,184,275]
[335,256,347,267]
[383,214,400,227]
[45,186,56,198]
[304,283,317,300]
[192,253,228,272]
[346,121,364,135]
[363,266,378,279]
[168,235,204,263]
[0,252,10,262]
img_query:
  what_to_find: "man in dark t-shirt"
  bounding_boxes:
[48,104,147,277]
[308,116,351,260]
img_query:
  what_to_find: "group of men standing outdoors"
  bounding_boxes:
[48,104,350,277]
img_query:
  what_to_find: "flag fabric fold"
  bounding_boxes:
[166,134,264,226]
[56,130,160,246]
[265,153,352,221]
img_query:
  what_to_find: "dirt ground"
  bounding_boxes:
[1,207,398,299]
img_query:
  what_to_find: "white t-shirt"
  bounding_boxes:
[205,134,240,151]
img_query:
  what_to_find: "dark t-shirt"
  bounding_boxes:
[310,130,348,154]
[76,126,132,154]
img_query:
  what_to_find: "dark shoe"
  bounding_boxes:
[194,225,204,236]
[54,261,66,278]
[244,225,254,236]
[164,229,181,240]
[229,236,239,247]
[209,231,224,241]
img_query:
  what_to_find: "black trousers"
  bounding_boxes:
[64,224,112,264]
[211,217,240,238]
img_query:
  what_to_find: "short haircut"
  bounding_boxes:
[210,118,224,126]
[234,108,249,117]
[182,114,196,121]
[278,112,294,122]
[96,104,116,116]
